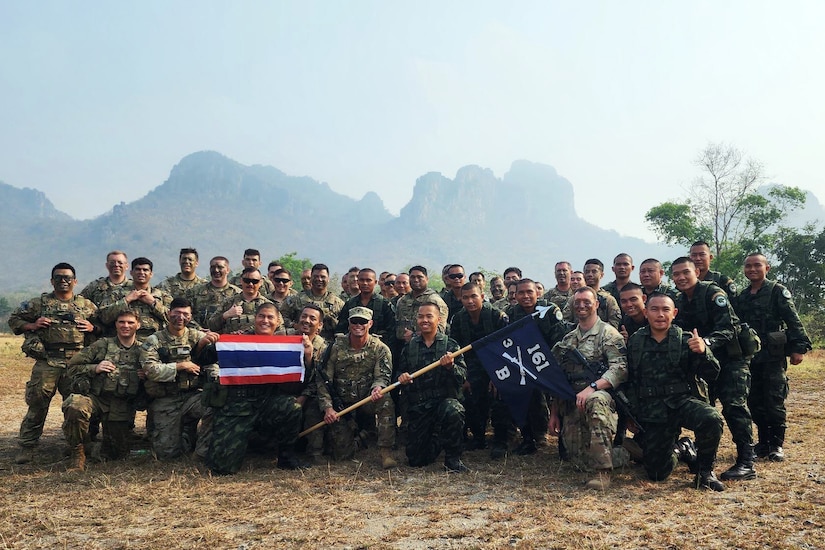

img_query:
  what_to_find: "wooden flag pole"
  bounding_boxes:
[299,344,473,438]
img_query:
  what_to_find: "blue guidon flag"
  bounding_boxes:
[473,310,575,427]
[216,334,305,385]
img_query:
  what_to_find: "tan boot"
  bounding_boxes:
[380,448,398,469]
[67,444,86,472]
[585,469,611,490]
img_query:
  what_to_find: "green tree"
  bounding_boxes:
[771,224,825,315]
[272,252,313,287]
[646,143,806,273]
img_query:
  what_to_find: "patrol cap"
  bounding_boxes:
[349,306,373,321]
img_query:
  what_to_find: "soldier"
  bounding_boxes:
[562,259,622,329]
[493,281,516,312]
[551,286,628,490]
[618,283,649,343]
[638,258,679,301]
[394,266,449,345]
[543,261,573,309]
[570,271,585,290]
[157,248,207,299]
[469,272,486,295]
[207,302,308,474]
[99,257,171,339]
[140,297,220,459]
[626,293,726,491]
[398,302,468,472]
[506,279,567,455]
[503,267,522,285]
[381,273,399,301]
[80,250,133,307]
[189,256,241,329]
[300,268,312,291]
[737,253,812,461]
[281,263,344,340]
[488,276,506,304]
[62,309,144,470]
[671,257,756,481]
[440,264,466,324]
[391,273,411,307]
[602,253,635,306]
[10,263,100,464]
[336,268,395,340]
[289,304,328,462]
[319,307,397,468]
[449,282,510,458]
[268,267,298,312]
[689,241,738,301]
[229,248,275,295]
[208,267,273,334]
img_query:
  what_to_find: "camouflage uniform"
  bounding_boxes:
[543,286,572,309]
[552,319,628,471]
[62,336,144,459]
[140,327,218,459]
[281,290,344,340]
[620,314,648,338]
[157,273,207,299]
[491,297,511,312]
[98,286,172,338]
[230,273,275,295]
[394,289,449,341]
[9,293,98,448]
[316,333,395,460]
[736,280,812,453]
[626,326,723,481]
[399,333,467,466]
[601,280,626,308]
[449,303,510,448]
[80,277,133,307]
[337,294,396,341]
[642,283,679,302]
[207,294,273,334]
[269,288,299,314]
[703,270,738,310]
[189,281,241,329]
[562,289,622,329]
[439,288,464,324]
[674,281,753,449]
[289,332,328,458]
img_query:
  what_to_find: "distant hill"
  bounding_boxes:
[2,152,677,293]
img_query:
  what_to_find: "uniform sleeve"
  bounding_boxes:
[207,297,231,331]
[704,289,737,351]
[686,334,721,382]
[67,338,107,379]
[8,297,41,334]
[371,341,393,390]
[139,335,177,383]
[316,343,339,411]
[601,326,628,389]
[605,295,622,329]
[448,339,467,386]
[335,299,352,335]
[778,287,813,354]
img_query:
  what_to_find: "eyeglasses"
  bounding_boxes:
[350,318,370,325]
[384,280,396,286]
[52,275,74,283]
[448,273,465,280]
[273,277,291,284]
[242,278,262,285]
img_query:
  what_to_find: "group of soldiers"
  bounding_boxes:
[8,243,812,492]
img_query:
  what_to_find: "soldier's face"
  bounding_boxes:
[639,262,663,289]
[689,245,712,272]
[743,255,769,283]
[573,291,598,321]
[555,264,571,285]
[516,283,537,309]
[507,285,517,303]
[409,271,428,292]
[131,264,152,285]
[447,267,465,290]
[470,274,485,288]
[168,307,192,329]
[298,309,321,336]
[301,270,311,290]
[645,296,676,332]
[357,273,376,294]
[394,275,410,295]
[416,304,440,335]
[461,289,483,312]
[490,280,505,300]
[671,262,699,292]
[210,260,229,283]
[620,290,645,317]
[311,270,328,292]
[116,315,140,338]
[584,264,602,288]
[179,253,198,275]
[504,272,520,284]
[612,257,633,279]
[570,273,585,289]
[242,255,260,268]
[349,317,372,337]
[106,254,128,278]
[51,269,76,293]
[254,309,280,335]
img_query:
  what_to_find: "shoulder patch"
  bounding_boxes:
[728,283,737,293]
[782,288,792,299]
[555,309,563,321]
[713,294,728,308]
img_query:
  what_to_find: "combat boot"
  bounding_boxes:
[673,437,698,473]
[720,444,757,481]
[277,448,311,470]
[754,426,770,459]
[622,437,644,463]
[380,448,398,469]
[67,444,86,472]
[490,441,508,460]
[695,470,725,491]
[585,469,611,490]
[444,455,470,473]
[768,426,785,462]
[14,447,34,465]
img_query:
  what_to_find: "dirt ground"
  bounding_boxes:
[0,334,823,549]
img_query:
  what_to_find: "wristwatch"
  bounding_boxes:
[589,381,598,391]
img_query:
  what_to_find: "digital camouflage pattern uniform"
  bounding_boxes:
[98,286,172,338]
[281,290,344,340]
[736,280,812,454]
[189,281,241,329]
[394,289,449,341]
[63,336,144,459]
[449,303,509,449]
[140,327,218,459]
[230,273,275,295]
[270,288,299,314]
[601,280,626,309]
[562,289,622,329]
[316,333,395,460]
[9,293,98,449]
[552,318,628,471]
[207,294,273,334]
[398,333,466,466]
[543,286,572,309]
[626,325,723,481]
[80,277,133,308]
[642,283,679,302]
[157,273,208,299]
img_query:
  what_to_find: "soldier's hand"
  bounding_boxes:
[76,318,95,332]
[139,292,156,305]
[200,331,220,346]
[137,368,147,380]
[323,407,339,424]
[224,305,243,319]
[619,325,629,343]
[32,317,52,329]
[95,360,116,374]
[439,353,454,370]
[125,290,142,304]
[370,386,384,402]
[176,360,201,375]
[462,380,471,394]
[548,413,561,436]
[403,328,413,343]
[687,328,705,354]
[790,352,804,365]
[398,372,413,385]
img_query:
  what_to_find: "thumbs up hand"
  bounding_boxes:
[687,328,706,354]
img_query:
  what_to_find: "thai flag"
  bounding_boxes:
[216,334,306,386]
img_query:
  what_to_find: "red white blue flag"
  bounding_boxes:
[216,334,305,386]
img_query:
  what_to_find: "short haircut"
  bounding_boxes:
[273,268,291,278]
[301,303,325,321]
[619,282,644,294]
[347,266,360,274]
[211,256,229,265]
[244,248,261,258]
[460,282,482,293]
[646,291,674,307]
[613,253,633,264]
[691,240,710,249]
[179,248,198,259]
[358,268,376,278]
[555,261,572,270]
[516,278,536,289]
[116,309,140,322]
[469,271,484,281]
[640,258,662,268]
[170,297,192,310]
[409,265,428,277]
[267,261,283,270]
[255,302,278,315]
[584,258,604,271]
[106,250,128,261]
[241,267,261,277]
[503,266,522,278]
[52,262,76,278]
[574,286,598,302]
[311,263,329,274]
[448,264,464,273]
[490,276,503,285]
[131,257,153,270]
[671,256,695,269]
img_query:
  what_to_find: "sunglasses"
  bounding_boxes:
[273,277,291,284]
[52,275,74,283]
[448,273,465,280]
[242,278,262,285]
[350,318,370,325]
[384,280,396,286]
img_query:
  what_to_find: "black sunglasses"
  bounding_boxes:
[273,277,291,284]
[448,273,465,280]
[242,278,262,285]
[52,275,74,282]
[384,280,396,286]
[350,318,370,325]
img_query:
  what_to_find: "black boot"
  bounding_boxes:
[490,441,508,460]
[769,426,785,462]
[673,437,698,473]
[444,455,469,473]
[694,455,724,491]
[277,448,311,470]
[754,426,770,459]
[720,444,757,481]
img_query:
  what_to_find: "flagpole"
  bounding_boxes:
[298,343,473,438]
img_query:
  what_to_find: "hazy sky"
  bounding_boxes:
[2,1,823,241]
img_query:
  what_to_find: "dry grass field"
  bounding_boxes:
[0,333,823,549]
